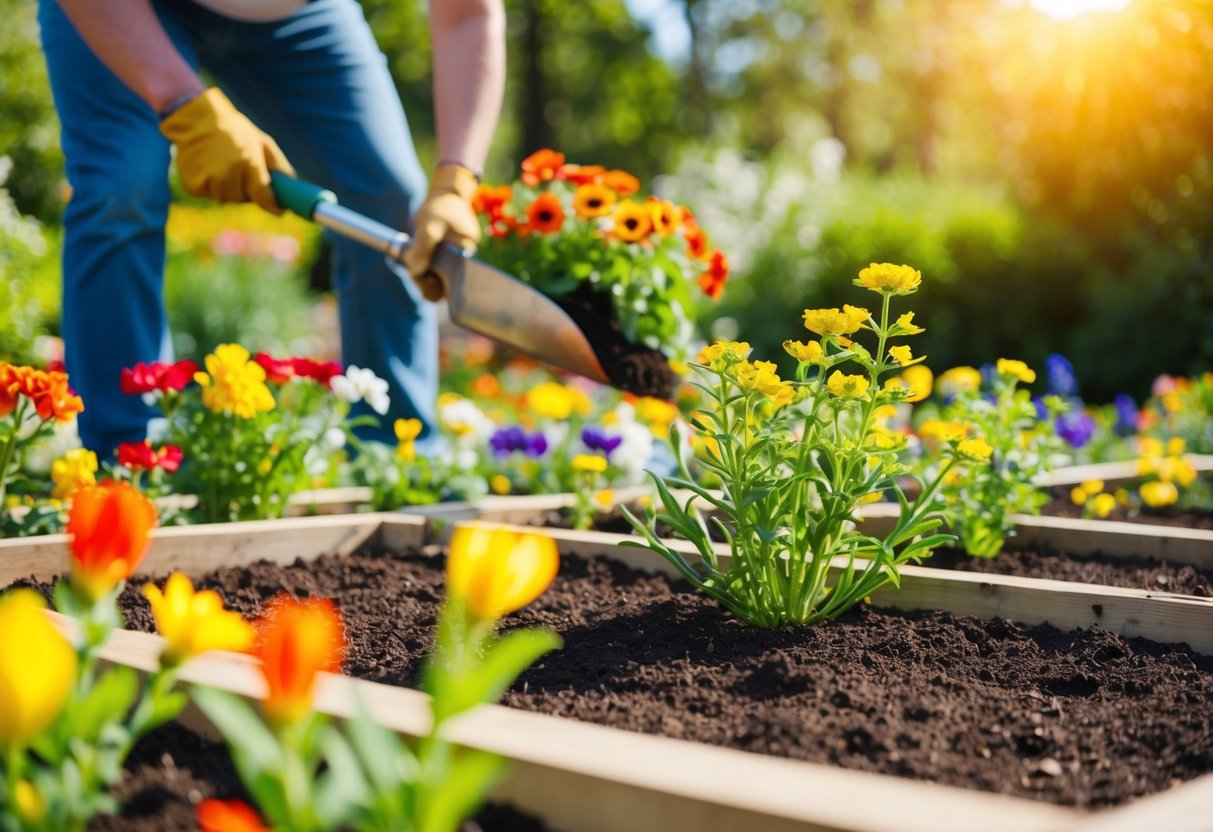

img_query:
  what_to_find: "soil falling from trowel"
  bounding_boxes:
[553,283,676,399]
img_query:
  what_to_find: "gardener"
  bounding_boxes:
[39,0,502,456]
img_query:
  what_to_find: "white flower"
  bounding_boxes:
[22,418,82,475]
[438,397,495,445]
[331,366,390,415]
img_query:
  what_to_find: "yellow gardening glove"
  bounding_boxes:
[159,88,294,214]
[402,163,481,281]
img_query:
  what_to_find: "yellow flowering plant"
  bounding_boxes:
[1071,436,1205,516]
[129,344,377,522]
[913,359,1067,557]
[191,525,560,831]
[0,484,252,831]
[623,264,968,627]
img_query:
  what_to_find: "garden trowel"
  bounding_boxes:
[270,172,609,384]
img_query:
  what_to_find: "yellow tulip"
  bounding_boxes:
[447,526,559,620]
[0,590,77,745]
[143,573,255,667]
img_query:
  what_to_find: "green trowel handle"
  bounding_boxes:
[270,171,336,218]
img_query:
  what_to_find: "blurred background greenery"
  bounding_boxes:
[2,0,1210,399]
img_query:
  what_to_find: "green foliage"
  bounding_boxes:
[0,162,61,366]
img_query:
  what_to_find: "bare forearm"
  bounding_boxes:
[429,0,505,172]
[55,0,203,113]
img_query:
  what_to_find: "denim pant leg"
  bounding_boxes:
[38,0,199,458]
[160,0,438,450]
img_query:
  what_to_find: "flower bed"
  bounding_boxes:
[5,515,1213,832]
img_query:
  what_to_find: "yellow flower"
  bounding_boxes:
[1167,437,1186,456]
[0,590,77,745]
[1161,392,1182,413]
[447,525,559,620]
[996,358,1037,385]
[194,344,275,419]
[1081,479,1105,495]
[888,345,914,365]
[1156,456,1197,486]
[1140,480,1179,508]
[50,448,98,500]
[734,360,789,398]
[1089,493,1117,518]
[854,263,922,295]
[885,365,933,403]
[610,200,652,243]
[802,305,870,340]
[572,454,608,474]
[14,780,44,823]
[937,366,982,396]
[594,488,615,509]
[526,382,584,420]
[490,474,511,495]
[894,312,925,335]
[1138,437,1164,459]
[633,397,680,436]
[918,419,966,443]
[572,183,616,220]
[1070,485,1090,506]
[395,418,423,462]
[827,371,870,399]
[958,437,994,461]
[696,340,751,370]
[856,492,883,505]
[783,339,824,364]
[143,573,255,667]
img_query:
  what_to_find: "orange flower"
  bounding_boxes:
[601,169,640,196]
[471,183,512,217]
[572,183,616,220]
[526,192,565,234]
[471,373,503,399]
[560,163,605,185]
[488,214,519,239]
[646,198,679,235]
[1,365,84,423]
[610,200,652,243]
[683,223,711,260]
[0,365,17,418]
[698,250,729,300]
[196,799,269,832]
[521,149,565,187]
[68,481,157,602]
[255,595,345,725]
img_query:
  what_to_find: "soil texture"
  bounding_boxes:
[26,547,1208,809]
[1042,495,1213,530]
[554,282,675,399]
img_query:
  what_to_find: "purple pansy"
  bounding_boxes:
[582,426,623,459]
[1113,394,1137,436]
[489,427,548,457]
[1044,353,1079,398]
[1056,409,1096,448]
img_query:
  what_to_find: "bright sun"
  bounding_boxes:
[1029,0,1131,19]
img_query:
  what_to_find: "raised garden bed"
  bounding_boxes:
[5,514,1213,831]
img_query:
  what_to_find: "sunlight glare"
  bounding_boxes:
[1029,0,1132,19]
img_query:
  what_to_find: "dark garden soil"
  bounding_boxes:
[85,723,545,831]
[534,505,1213,595]
[1041,495,1213,530]
[553,283,675,399]
[18,547,1210,811]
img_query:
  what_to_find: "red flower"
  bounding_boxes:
[684,223,710,261]
[255,595,345,725]
[698,250,729,300]
[254,354,342,387]
[116,441,183,473]
[472,183,513,218]
[526,192,566,234]
[68,481,157,601]
[120,360,199,395]
[254,353,297,384]
[196,798,269,832]
[559,164,605,186]
[293,358,342,387]
[520,149,566,187]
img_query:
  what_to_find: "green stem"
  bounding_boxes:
[0,400,30,515]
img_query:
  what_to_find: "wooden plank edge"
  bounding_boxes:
[1035,455,1213,488]
[60,614,1077,832]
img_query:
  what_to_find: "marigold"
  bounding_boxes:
[14,368,84,423]
[526,192,565,234]
[51,448,98,500]
[802,305,870,339]
[446,525,559,620]
[958,437,994,461]
[854,263,922,295]
[784,339,824,364]
[610,200,652,243]
[1140,480,1179,508]
[996,358,1037,385]
[144,573,255,666]
[0,590,78,745]
[601,169,640,195]
[68,481,157,601]
[698,250,729,300]
[827,371,870,399]
[194,344,275,419]
[255,595,345,725]
[572,183,616,220]
[520,148,565,187]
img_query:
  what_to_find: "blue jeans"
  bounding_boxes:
[39,0,438,458]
